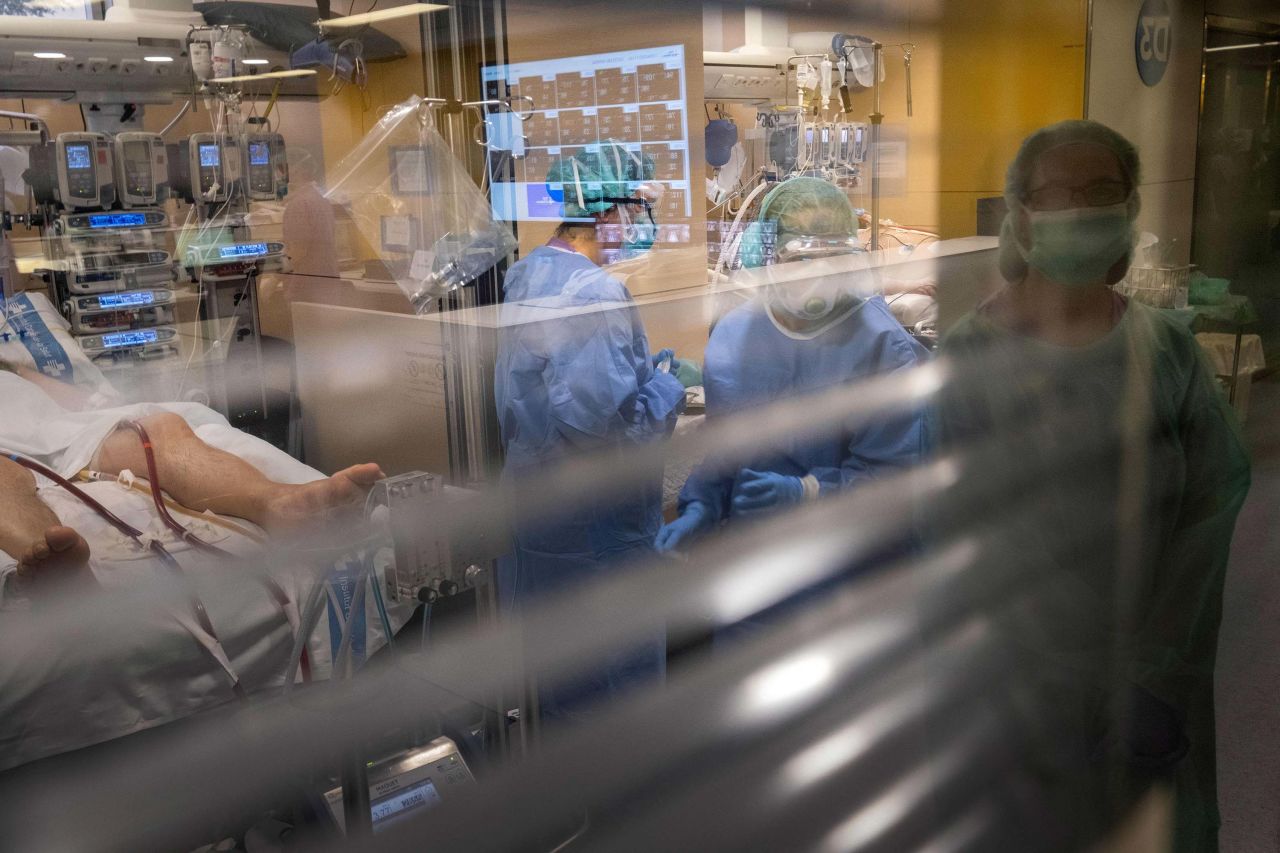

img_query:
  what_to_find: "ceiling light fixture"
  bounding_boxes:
[33,51,67,59]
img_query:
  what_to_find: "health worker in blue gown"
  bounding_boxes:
[494,143,694,720]
[657,177,929,562]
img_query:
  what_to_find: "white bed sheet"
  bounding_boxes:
[0,378,416,770]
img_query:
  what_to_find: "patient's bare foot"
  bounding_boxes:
[14,526,96,600]
[260,463,385,535]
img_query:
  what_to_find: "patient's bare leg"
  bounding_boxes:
[0,457,94,598]
[94,412,384,535]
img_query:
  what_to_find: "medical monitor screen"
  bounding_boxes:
[88,213,146,228]
[97,291,155,308]
[65,143,92,171]
[102,329,158,348]
[370,778,442,832]
[249,141,271,166]
[218,243,268,259]
[198,143,220,168]
[481,44,692,226]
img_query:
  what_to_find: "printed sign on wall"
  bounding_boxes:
[1135,0,1172,87]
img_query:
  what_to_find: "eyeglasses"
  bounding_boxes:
[1024,180,1129,211]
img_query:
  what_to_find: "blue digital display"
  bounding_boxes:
[370,779,443,831]
[97,292,155,308]
[88,213,146,228]
[65,143,92,170]
[249,142,270,166]
[102,329,158,348]
[218,243,268,259]
[198,143,220,168]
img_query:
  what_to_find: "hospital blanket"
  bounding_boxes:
[0,377,416,770]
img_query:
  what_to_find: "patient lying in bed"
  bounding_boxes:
[0,364,383,601]
[0,365,404,769]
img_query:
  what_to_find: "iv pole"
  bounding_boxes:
[869,41,883,254]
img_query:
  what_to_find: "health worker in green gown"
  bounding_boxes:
[935,120,1250,852]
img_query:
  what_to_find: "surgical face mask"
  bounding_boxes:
[1016,202,1134,287]
[768,276,851,321]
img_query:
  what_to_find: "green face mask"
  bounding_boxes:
[1017,203,1133,286]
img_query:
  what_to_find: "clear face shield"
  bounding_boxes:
[775,234,865,263]
[600,196,656,258]
[729,240,882,337]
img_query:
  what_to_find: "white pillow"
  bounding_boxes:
[0,291,116,396]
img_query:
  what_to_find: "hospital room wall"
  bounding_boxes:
[1086,0,1206,266]
[934,0,1087,238]
[315,17,428,266]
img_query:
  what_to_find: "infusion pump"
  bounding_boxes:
[170,134,243,204]
[243,132,288,201]
[322,737,475,835]
[113,132,169,208]
[27,133,117,211]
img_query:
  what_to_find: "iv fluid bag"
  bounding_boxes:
[325,95,516,313]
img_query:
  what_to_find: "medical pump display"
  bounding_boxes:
[322,736,475,835]
[243,132,288,201]
[28,133,117,210]
[65,287,176,334]
[77,325,178,359]
[171,133,243,203]
[112,132,169,208]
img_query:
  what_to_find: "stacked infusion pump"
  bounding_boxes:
[167,130,288,389]
[28,130,289,370]
[29,131,181,364]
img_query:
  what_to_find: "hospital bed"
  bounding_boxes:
[0,293,418,771]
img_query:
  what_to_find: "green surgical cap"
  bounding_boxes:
[759,176,857,242]
[1003,119,1142,205]
[998,120,1143,283]
[546,141,655,218]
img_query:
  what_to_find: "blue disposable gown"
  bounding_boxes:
[494,245,685,718]
[679,295,930,522]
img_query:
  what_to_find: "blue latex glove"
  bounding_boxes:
[655,502,712,553]
[731,468,805,516]
[651,348,675,370]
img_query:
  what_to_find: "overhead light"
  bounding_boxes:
[317,3,447,33]
[241,58,269,66]
[211,68,317,84]
[33,52,66,59]
[1204,40,1280,53]
[143,56,174,63]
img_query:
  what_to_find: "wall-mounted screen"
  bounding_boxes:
[481,44,691,224]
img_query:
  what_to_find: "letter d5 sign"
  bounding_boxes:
[1136,0,1172,86]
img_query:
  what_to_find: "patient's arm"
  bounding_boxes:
[0,360,95,412]
[0,457,94,599]
[94,413,384,535]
